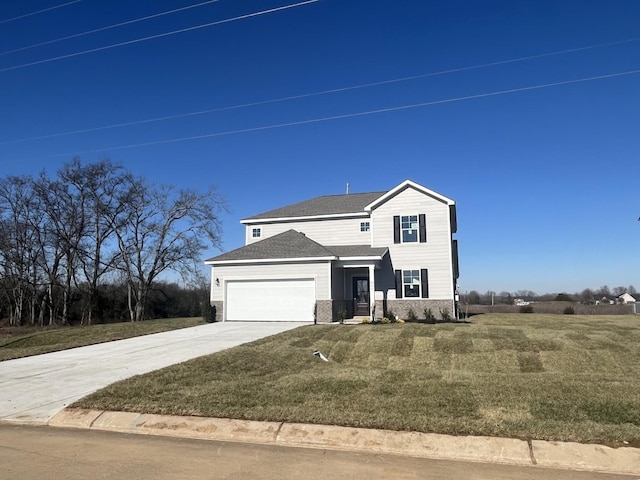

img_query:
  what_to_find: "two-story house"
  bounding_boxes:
[205,180,459,323]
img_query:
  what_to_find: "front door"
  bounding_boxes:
[352,277,369,316]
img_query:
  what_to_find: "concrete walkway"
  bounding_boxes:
[0,322,307,424]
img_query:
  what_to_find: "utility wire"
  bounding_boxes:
[0,0,319,73]
[44,68,640,158]
[2,36,639,146]
[0,0,221,57]
[0,0,82,25]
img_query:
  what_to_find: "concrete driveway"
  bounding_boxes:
[0,322,306,425]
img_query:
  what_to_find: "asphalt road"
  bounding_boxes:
[1,425,635,480]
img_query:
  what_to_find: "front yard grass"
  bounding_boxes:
[0,317,204,361]
[74,314,640,445]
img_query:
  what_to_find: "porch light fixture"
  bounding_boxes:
[215,278,220,287]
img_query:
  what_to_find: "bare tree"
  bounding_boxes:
[111,176,224,321]
[58,159,124,324]
[0,176,43,326]
[34,172,88,325]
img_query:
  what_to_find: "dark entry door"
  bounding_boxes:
[352,277,369,316]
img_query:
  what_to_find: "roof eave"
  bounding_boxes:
[241,211,370,224]
[364,179,455,212]
[205,255,337,266]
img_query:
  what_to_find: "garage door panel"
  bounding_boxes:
[226,279,315,322]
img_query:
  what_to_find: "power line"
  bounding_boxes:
[42,67,640,158]
[0,0,221,57]
[0,0,319,73]
[2,36,639,146]
[0,0,82,25]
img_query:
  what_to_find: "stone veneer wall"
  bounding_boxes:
[315,300,352,323]
[382,299,457,321]
[210,301,224,322]
[315,300,333,324]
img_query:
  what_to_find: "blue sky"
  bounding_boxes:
[1,0,639,295]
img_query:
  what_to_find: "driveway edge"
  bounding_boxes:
[49,408,640,475]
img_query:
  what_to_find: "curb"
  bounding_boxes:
[49,408,640,475]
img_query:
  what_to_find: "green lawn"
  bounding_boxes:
[73,314,640,445]
[0,317,205,361]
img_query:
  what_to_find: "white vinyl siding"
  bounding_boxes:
[210,262,330,302]
[371,187,454,299]
[245,216,370,246]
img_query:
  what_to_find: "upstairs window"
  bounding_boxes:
[252,228,261,238]
[360,221,370,232]
[393,214,427,244]
[401,215,418,243]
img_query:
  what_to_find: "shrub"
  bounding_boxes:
[424,308,435,323]
[201,302,215,322]
[380,316,391,324]
[360,316,372,324]
[520,304,534,313]
[384,309,395,322]
[440,308,451,322]
[337,305,347,324]
[407,309,417,322]
[563,306,575,315]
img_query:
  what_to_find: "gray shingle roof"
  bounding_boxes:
[243,191,386,221]
[328,245,388,257]
[206,230,387,263]
[206,230,333,262]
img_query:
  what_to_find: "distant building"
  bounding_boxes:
[618,292,637,304]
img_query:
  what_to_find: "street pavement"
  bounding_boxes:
[0,321,307,424]
[2,424,636,480]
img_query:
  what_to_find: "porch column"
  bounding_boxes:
[369,264,375,319]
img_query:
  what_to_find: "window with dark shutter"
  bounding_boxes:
[393,216,400,244]
[420,269,429,298]
[419,214,426,243]
[395,270,402,298]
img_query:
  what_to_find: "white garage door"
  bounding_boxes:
[226,279,316,322]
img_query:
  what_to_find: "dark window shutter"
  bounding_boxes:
[421,269,429,298]
[419,214,427,243]
[452,240,459,279]
[395,270,402,298]
[393,216,400,244]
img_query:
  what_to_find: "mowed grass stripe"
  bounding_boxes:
[74,314,640,445]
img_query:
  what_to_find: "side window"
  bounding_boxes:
[394,214,427,244]
[401,215,418,243]
[395,269,429,299]
[403,270,420,297]
[360,221,370,232]
[252,228,261,238]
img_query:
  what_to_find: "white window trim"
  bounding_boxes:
[402,269,421,298]
[400,214,419,243]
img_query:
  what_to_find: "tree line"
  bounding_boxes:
[0,159,224,326]
[462,285,637,306]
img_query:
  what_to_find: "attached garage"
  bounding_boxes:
[225,278,316,322]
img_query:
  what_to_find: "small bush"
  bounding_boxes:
[563,306,575,315]
[440,308,451,322]
[337,306,347,324]
[520,305,534,314]
[380,316,391,324]
[424,308,435,323]
[407,309,417,322]
[384,309,395,321]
